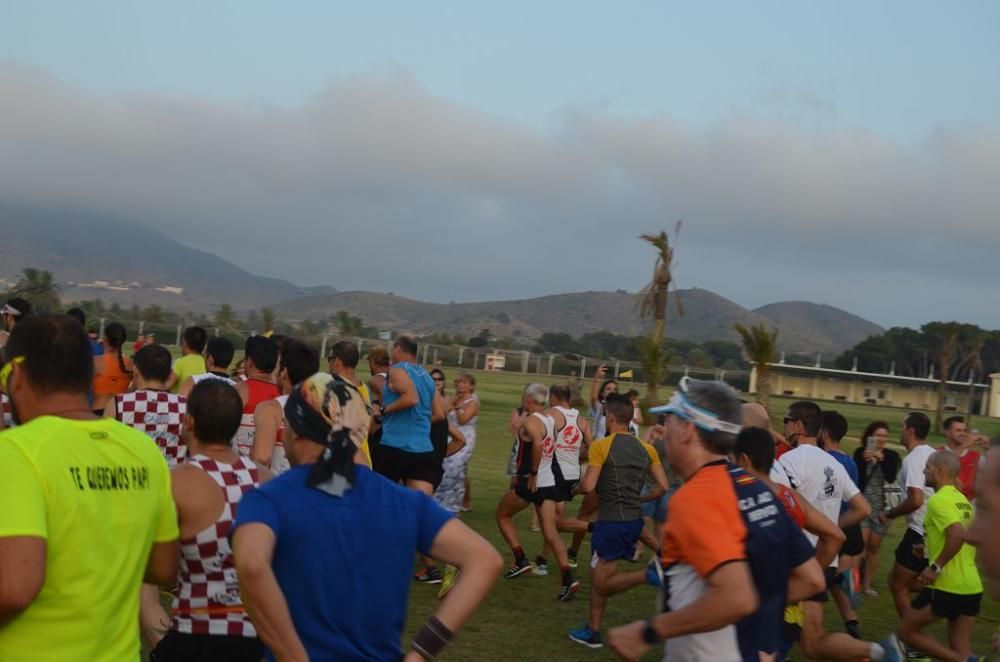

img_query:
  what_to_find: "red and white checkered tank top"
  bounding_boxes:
[115,389,187,467]
[172,454,261,637]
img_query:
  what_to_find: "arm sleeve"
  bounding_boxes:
[0,444,47,538]
[231,487,280,539]
[153,461,179,543]
[903,456,924,491]
[852,448,868,490]
[778,454,800,490]
[643,442,661,466]
[927,494,960,529]
[663,487,746,578]
[587,438,610,467]
[416,492,456,556]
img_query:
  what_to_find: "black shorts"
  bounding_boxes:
[375,446,440,486]
[150,630,263,662]
[536,478,578,504]
[911,588,982,620]
[806,566,837,603]
[894,527,929,573]
[841,523,865,556]
[513,476,543,505]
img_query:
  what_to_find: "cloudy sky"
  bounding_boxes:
[1,2,999,328]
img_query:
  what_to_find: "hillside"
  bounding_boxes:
[274,288,883,355]
[754,301,885,355]
[1,203,882,354]
[0,203,334,310]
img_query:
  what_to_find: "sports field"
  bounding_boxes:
[396,368,1000,660]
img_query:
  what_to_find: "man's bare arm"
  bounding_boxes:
[251,400,279,467]
[384,367,418,414]
[0,537,45,625]
[234,524,309,662]
[838,492,871,529]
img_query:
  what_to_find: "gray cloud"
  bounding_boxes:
[1,62,998,328]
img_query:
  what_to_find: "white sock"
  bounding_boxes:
[869,643,885,661]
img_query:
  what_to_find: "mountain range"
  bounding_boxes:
[1,204,883,354]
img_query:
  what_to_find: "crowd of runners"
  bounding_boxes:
[0,301,999,661]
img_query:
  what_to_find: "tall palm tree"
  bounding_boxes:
[260,307,277,334]
[9,267,60,312]
[961,334,985,425]
[213,304,238,331]
[734,322,779,411]
[636,224,683,406]
[924,322,963,432]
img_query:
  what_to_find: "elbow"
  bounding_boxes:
[731,588,758,620]
[146,559,179,587]
[832,528,847,546]
[0,585,41,613]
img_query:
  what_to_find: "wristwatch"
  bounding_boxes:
[641,617,662,644]
[929,562,942,574]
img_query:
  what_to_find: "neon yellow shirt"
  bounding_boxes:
[925,484,982,595]
[0,416,179,660]
[171,353,207,393]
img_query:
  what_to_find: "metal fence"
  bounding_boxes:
[98,320,751,391]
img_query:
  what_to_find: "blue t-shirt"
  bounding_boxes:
[381,362,435,453]
[828,449,859,515]
[232,465,453,661]
[90,339,104,356]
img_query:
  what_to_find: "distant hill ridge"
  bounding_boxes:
[1,202,883,354]
[0,203,335,309]
[275,289,884,355]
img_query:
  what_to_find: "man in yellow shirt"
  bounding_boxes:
[165,326,208,393]
[0,314,179,661]
[898,450,983,662]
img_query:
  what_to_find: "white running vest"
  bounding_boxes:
[533,412,559,488]
[552,406,584,481]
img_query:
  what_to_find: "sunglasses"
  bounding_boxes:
[0,356,25,394]
[432,376,445,382]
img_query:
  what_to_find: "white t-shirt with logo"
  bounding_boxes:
[779,443,860,562]
[900,443,936,535]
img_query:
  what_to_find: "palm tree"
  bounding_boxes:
[961,334,985,425]
[260,307,277,334]
[334,310,363,336]
[734,322,779,411]
[924,322,963,432]
[213,304,238,331]
[8,268,60,312]
[636,224,683,407]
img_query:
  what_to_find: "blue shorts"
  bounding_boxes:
[591,519,644,563]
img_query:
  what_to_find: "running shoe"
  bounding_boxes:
[567,551,579,569]
[413,566,442,584]
[438,565,458,598]
[863,588,879,597]
[568,624,603,649]
[879,633,903,662]
[845,620,861,640]
[646,558,663,589]
[503,558,534,580]
[558,578,580,602]
[533,561,549,576]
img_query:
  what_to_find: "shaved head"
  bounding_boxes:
[741,402,771,431]
[929,450,961,479]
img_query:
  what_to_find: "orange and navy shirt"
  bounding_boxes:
[660,460,814,662]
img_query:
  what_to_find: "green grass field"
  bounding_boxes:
[395,368,1000,660]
